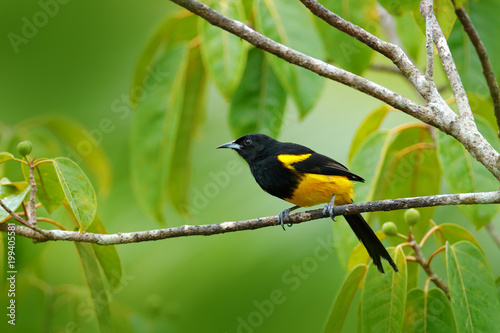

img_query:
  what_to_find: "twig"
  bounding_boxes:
[0,198,42,234]
[411,238,450,298]
[421,0,434,82]
[1,191,499,245]
[425,4,472,119]
[485,222,500,249]
[169,0,435,126]
[27,159,38,225]
[453,2,500,135]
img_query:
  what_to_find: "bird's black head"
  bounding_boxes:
[216,134,277,163]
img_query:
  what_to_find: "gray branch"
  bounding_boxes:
[2,191,499,246]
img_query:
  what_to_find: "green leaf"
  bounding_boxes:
[336,131,389,269]
[316,0,379,74]
[53,157,97,233]
[437,116,500,228]
[19,117,112,196]
[255,0,324,117]
[446,241,500,333]
[360,247,407,333]
[448,0,500,94]
[433,223,481,250]
[395,11,425,62]
[0,180,30,222]
[412,0,457,38]
[229,48,287,138]
[167,45,207,213]
[22,160,65,214]
[199,0,248,98]
[87,215,122,290]
[467,92,498,133]
[378,0,420,16]
[374,124,441,240]
[347,230,386,271]
[348,105,391,165]
[403,288,457,333]
[324,264,367,333]
[130,43,189,223]
[0,152,14,164]
[75,242,113,333]
[131,11,198,106]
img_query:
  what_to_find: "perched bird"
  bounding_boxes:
[217,133,397,273]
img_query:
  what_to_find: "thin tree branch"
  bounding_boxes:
[28,159,38,225]
[412,236,450,298]
[2,191,499,245]
[171,0,500,181]
[452,2,500,135]
[485,222,500,249]
[423,3,472,119]
[421,0,434,82]
[169,0,437,126]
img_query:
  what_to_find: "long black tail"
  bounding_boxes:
[344,213,398,273]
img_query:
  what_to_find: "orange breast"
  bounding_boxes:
[284,173,355,207]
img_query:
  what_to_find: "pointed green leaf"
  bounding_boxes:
[316,0,379,74]
[360,247,407,333]
[255,0,324,117]
[412,0,457,38]
[0,181,30,221]
[337,131,390,270]
[437,116,500,228]
[448,0,500,93]
[167,45,207,213]
[403,288,457,333]
[468,92,498,133]
[22,160,65,214]
[395,10,425,64]
[433,223,481,250]
[75,242,113,332]
[229,48,287,138]
[199,0,247,98]
[374,125,441,240]
[19,117,112,196]
[348,231,387,271]
[131,10,198,106]
[0,152,14,164]
[87,215,122,291]
[446,241,500,333]
[378,0,420,16]
[348,106,391,165]
[324,264,367,333]
[130,43,189,223]
[53,157,97,233]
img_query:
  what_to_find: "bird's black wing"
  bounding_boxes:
[291,153,365,182]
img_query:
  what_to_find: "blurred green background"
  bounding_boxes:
[1,1,499,332]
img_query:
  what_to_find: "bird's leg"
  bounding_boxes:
[278,205,300,231]
[323,195,336,221]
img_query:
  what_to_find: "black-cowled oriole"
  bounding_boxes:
[217,133,397,273]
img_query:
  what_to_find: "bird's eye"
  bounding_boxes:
[244,139,252,146]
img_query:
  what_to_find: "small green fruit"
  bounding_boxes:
[404,208,420,226]
[382,221,398,236]
[17,140,33,157]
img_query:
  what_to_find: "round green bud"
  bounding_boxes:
[17,140,33,157]
[382,221,398,236]
[404,208,420,226]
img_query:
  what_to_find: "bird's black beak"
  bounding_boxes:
[216,140,241,150]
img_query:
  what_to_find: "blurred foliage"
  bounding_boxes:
[1,0,500,332]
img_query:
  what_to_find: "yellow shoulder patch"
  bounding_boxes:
[277,154,311,170]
